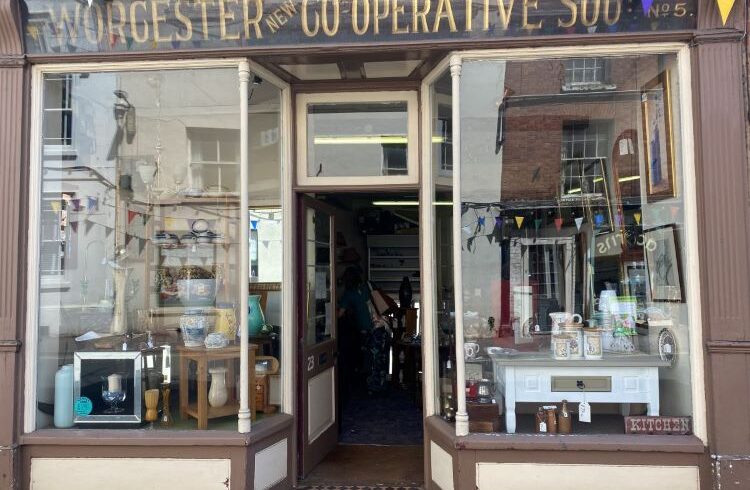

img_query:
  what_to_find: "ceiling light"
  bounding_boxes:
[618,175,640,182]
[315,135,407,145]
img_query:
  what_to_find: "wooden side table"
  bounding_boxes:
[177,344,258,429]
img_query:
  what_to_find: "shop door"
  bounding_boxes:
[298,196,338,477]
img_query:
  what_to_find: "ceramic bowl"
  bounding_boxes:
[204,332,229,349]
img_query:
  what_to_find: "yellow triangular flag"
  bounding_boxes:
[515,216,525,229]
[50,201,61,213]
[717,0,736,25]
[634,212,642,226]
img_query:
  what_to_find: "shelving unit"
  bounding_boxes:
[367,234,420,301]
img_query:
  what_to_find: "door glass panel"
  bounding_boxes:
[307,102,408,177]
[306,207,333,346]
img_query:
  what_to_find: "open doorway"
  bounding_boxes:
[297,192,424,486]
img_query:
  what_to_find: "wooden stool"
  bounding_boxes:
[176,344,258,429]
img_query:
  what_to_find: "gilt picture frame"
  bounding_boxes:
[641,70,676,202]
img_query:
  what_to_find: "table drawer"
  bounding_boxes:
[551,376,611,392]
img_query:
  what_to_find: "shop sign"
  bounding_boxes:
[21,0,696,54]
[624,415,692,435]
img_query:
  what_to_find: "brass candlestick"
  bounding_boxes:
[160,383,173,427]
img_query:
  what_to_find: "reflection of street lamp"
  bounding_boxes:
[137,159,158,202]
[81,239,107,306]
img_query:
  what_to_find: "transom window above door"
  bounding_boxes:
[296,92,419,187]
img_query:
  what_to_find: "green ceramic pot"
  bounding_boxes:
[248,295,266,336]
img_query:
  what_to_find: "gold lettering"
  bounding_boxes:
[107,2,127,44]
[432,0,456,32]
[243,0,263,39]
[374,0,390,34]
[580,0,600,26]
[392,0,409,33]
[151,0,173,42]
[321,0,340,36]
[413,0,430,32]
[280,0,298,17]
[175,0,194,40]
[265,15,281,32]
[522,0,542,29]
[196,0,215,40]
[83,5,104,43]
[220,0,241,39]
[352,0,370,35]
[602,0,620,25]
[465,0,472,31]
[301,0,320,36]
[49,5,81,39]
[557,0,577,27]
[130,1,150,43]
[482,0,489,30]
[273,10,288,26]
[674,2,687,16]
[495,0,514,29]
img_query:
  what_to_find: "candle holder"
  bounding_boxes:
[101,375,127,414]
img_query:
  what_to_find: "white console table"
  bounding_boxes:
[490,354,670,433]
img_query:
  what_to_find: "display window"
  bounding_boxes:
[26,62,287,431]
[428,48,702,437]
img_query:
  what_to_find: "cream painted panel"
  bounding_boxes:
[430,441,454,490]
[308,367,335,442]
[31,458,231,490]
[476,463,699,490]
[254,439,288,490]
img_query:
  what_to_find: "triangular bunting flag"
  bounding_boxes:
[716,0,737,25]
[594,213,605,227]
[251,220,259,230]
[534,218,542,231]
[515,216,525,229]
[70,221,78,233]
[554,217,563,232]
[50,201,62,213]
[125,234,134,247]
[575,217,584,231]
[138,238,147,256]
[85,219,95,234]
[614,213,623,227]
[87,196,99,213]
[641,0,653,14]
[477,217,486,228]
[71,198,81,212]
[495,216,503,228]
[128,210,138,224]
[104,226,114,237]
[142,213,150,226]
[634,212,642,226]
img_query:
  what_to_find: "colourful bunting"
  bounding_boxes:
[716,0,736,25]
[534,218,542,231]
[641,0,653,15]
[142,214,150,226]
[104,226,114,237]
[125,234,134,247]
[87,197,99,213]
[594,213,605,227]
[70,221,78,233]
[71,198,81,212]
[50,201,61,213]
[575,217,584,231]
[515,216,525,229]
[554,217,563,232]
[615,213,623,227]
[138,239,147,256]
[85,219,95,235]
[127,210,138,224]
[634,212,642,226]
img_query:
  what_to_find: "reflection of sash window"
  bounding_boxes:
[560,121,610,199]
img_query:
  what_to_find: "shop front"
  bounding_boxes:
[0,0,748,488]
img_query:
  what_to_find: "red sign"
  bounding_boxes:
[624,416,692,435]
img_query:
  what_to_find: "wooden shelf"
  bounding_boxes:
[185,402,239,420]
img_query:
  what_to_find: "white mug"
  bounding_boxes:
[549,312,583,333]
[464,342,480,359]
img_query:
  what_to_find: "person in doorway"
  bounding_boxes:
[338,267,371,394]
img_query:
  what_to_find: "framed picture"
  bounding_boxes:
[643,225,683,302]
[641,70,676,202]
[624,261,649,305]
[73,351,142,424]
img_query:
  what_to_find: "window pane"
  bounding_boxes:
[307,101,409,177]
[34,68,284,430]
[459,54,691,435]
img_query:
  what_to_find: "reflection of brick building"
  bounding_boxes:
[500,56,660,204]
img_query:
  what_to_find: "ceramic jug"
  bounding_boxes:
[247,295,266,337]
[208,367,228,408]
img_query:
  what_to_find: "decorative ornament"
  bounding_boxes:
[716,0,737,25]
